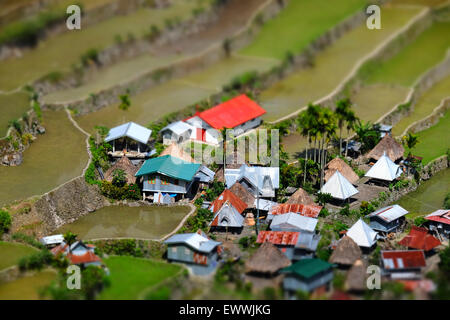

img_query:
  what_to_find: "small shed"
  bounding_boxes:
[39,234,64,248]
[381,250,426,280]
[329,236,362,267]
[225,165,279,198]
[324,157,359,185]
[104,156,138,184]
[268,203,322,220]
[270,212,318,233]
[285,188,314,205]
[209,201,245,233]
[425,209,450,238]
[105,122,152,157]
[368,204,408,233]
[51,241,103,268]
[367,134,405,162]
[160,121,193,145]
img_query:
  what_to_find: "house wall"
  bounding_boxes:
[167,244,218,276]
[143,174,188,194]
[427,222,450,238]
[369,217,400,233]
[233,117,262,136]
[283,270,333,293]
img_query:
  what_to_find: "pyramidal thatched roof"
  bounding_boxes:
[366,134,404,161]
[345,259,367,292]
[245,242,291,274]
[229,182,255,209]
[325,158,359,185]
[159,143,196,163]
[285,188,314,205]
[329,236,362,266]
[104,156,138,184]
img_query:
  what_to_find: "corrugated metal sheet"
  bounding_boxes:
[105,122,152,144]
[161,121,193,135]
[270,212,318,233]
[320,170,358,200]
[136,155,200,181]
[365,154,402,181]
[269,203,322,218]
[381,250,426,270]
[425,209,450,225]
[256,231,299,246]
[164,233,221,253]
[209,189,247,214]
[398,226,440,251]
[209,201,245,228]
[224,165,279,191]
[369,204,408,222]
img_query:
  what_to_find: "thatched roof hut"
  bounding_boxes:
[245,242,291,275]
[345,259,367,292]
[104,156,138,184]
[159,143,196,163]
[329,236,362,266]
[324,158,359,185]
[366,135,404,162]
[285,188,314,205]
[229,182,255,209]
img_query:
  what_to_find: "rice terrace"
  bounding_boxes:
[0,0,449,306]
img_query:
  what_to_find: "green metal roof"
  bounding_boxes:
[135,155,200,181]
[281,258,333,279]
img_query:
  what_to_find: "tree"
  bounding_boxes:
[402,132,419,153]
[344,110,358,157]
[63,231,78,254]
[354,120,380,153]
[118,93,131,111]
[112,169,126,187]
[0,210,12,237]
[316,192,332,206]
[335,98,352,156]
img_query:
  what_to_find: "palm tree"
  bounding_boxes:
[316,106,337,188]
[63,231,78,254]
[335,98,352,156]
[354,120,379,153]
[344,110,358,157]
[402,132,419,152]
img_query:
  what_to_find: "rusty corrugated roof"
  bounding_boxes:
[269,203,322,218]
[399,226,441,251]
[256,231,299,246]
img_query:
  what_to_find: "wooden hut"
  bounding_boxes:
[285,188,314,205]
[366,134,404,162]
[229,182,256,209]
[104,156,138,184]
[329,236,362,267]
[245,242,291,290]
[345,259,367,292]
[324,157,359,185]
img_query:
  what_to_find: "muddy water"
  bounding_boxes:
[0,270,56,300]
[56,205,191,240]
[396,169,450,217]
[0,91,30,137]
[0,110,87,206]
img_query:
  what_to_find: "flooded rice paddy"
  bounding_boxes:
[0,242,37,271]
[56,205,191,240]
[0,91,30,137]
[0,270,56,300]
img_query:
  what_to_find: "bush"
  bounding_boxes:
[18,250,54,271]
[80,48,100,66]
[339,204,351,216]
[180,208,214,233]
[100,181,141,200]
[360,201,375,216]
[238,235,257,250]
[414,217,427,227]
[0,210,12,236]
[11,233,46,249]
[316,192,332,206]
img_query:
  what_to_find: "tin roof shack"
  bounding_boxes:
[225,165,279,199]
[105,122,153,159]
[399,226,441,254]
[164,233,222,276]
[209,201,245,234]
[257,231,320,261]
[51,241,103,268]
[368,204,408,233]
[281,259,334,297]
[381,250,426,280]
[244,242,291,291]
[40,234,64,248]
[135,155,201,201]
[270,212,318,233]
[209,189,247,214]
[285,188,314,205]
[329,236,362,268]
[267,203,322,221]
[425,209,450,239]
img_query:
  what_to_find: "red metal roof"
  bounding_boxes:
[209,189,247,214]
[269,203,322,218]
[256,231,299,246]
[425,209,450,225]
[381,250,426,269]
[66,251,102,265]
[198,94,266,130]
[399,226,441,251]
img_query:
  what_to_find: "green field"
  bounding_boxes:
[0,242,38,271]
[240,0,367,60]
[0,0,209,91]
[0,91,30,137]
[408,111,450,165]
[393,74,450,136]
[361,22,450,87]
[99,256,182,300]
[0,270,56,300]
[259,5,423,121]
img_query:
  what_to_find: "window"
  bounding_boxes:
[161,178,169,185]
[148,177,156,184]
[184,247,190,255]
[171,247,176,253]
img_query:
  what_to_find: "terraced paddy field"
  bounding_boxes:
[0,0,209,91]
[56,205,191,240]
[396,168,450,217]
[393,74,450,136]
[0,110,87,206]
[0,270,56,300]
[259,5,423,122]
[392,0,450,7]
[99,256,182,300]
[408,111,450,165]
[240,0,367,60]
[0,91,29,137]
[76,55,279,133]
[0,242,37,271]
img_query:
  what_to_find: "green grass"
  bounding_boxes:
[0,91,30,137]
[240,0,367,59]
[0,241,38,270]
[361,22,450,87]
[98,256,182,300]
[393,74,450,136]
[408,111,450,165]
[0,270,56,300]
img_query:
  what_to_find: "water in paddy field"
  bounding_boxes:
[0,110,87,206]
[56,205,191,240]
[0,270,56,300]
[395,169,450,217]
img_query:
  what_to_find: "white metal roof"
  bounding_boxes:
[346,219,378,248]
[320,170,359,200]
[40,234,64,245]
[270,212,318,233]
[161,121,193,136]
[368,204,408,222]
[254,198,278,211]
[209,202,244,228]
[224,165,280,191]
[105,122,152,144]
[365,153,402,181]
[425,209,450,218]
[164,233,221,253]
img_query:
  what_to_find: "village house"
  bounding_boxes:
[368,204,408,233]
[270,212,318,233]
[244,242,292,291]
[39,234,64,248]
[365,152,403,184]
[381,250,426,280]
[367,134,405,163]
[399,226,441,254]
[267,203,322,221]
[225,164,280,198]
[160,94,266,145]
[346,219,378,251]
[285,188,314,205]
[209,201,245,233]
[229,182,256,209]
[209,189,247,214]
[135,155,206,201]
[320,170,359,202]
[324,157,359,185]
[51,241,103,268]
[281,258,334,297]
[164,231,222,276]
[425,209,450,239]
[104,155,138,184]
[105,122,154,159]
[329,236,362,268]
